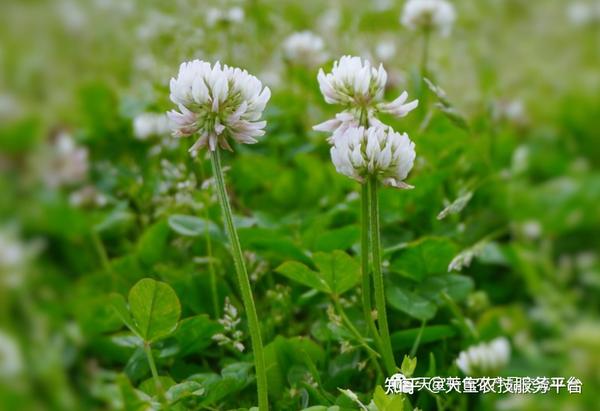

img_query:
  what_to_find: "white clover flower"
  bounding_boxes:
[282,31,327,67]
[567,2,593,26]
[39,132,89,188]
[167,60,271,152]
[315,56,418,134]
[456,337,511,376]
[330,125,416,189]
[206,7,244,27]
[0,330,23,379]
[0,227,42,289]
[375,40,397,62]
[69,185,108,208]
[401,0,456,37]
[133,112,170,140]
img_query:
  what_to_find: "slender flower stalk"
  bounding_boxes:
[420,28,431,78]
[210,149,269,410]
[401,0,456,78]
[315,56,417,375]
[143,343,167,404]
[358,111,383,356]
[168,60,271,410]
[368,176,396,374]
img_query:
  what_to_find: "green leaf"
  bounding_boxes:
[400,356,417,378]
[116,374,151,411]
[391,325,457,350]
[168,214,221,237]
[264,336,324,400]
[138,376,175,398]
[190,363,253,406]
[313,226,360,252]
[166,380,205,404]
[390,237,458,281]
[275,250,360,295]
[171,315,222,358]
[417,274,474,305]
[94,203,135,235]
[109,293,140,337]
[137,220,170,267]
[372,385,405,411]
[128,278,181,343]
[239,227,311,265]
[386,286,437,321]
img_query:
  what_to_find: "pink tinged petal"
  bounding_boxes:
[219,137,234,151]
[313,118,341,132]
[188,132,209,152]
[214,120,225,135]
[383,178,414,190]
[208,134,218,152]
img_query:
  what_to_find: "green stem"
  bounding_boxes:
[360,183,383,351]
[144,342,167,404]
[199,164,220,319]
[333,296,381,363]
[209,148,269,411]
[91,230,112,274]
[409,320,427,357]
[421,28,431,80]
[368,176,396,374]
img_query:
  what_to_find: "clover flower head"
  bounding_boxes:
[283,31,327,67]
[401,0,456,37]
[167,60,271,152]
[330,125,416,189]
[456,337,511,376]
[317,55,387,107]
[315,56,418,135]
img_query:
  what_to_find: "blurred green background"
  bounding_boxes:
[0,0,599,410]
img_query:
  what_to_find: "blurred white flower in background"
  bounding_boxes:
[282,31,327,67]
[375,40,397,62]
[0,94,23,121]
[401,0,456,37]
[167,60,271,152]
[259,67,283,88]
[318,8,341,34]
[133,112,170,140]
[494,99,528,126]
[0,227,42,289]
[314,56,418,133]
[456,337,511,376]
[330,125,416,189]
[521,220,542,240]
[567,2,590,26]
[567,2,600,26]
[206,7,245,27]
[0,330,23,379]
[93,0,134,16]
[511,145,530,175]
[373,0,394,12]
[69,185,108,209]
[56,0,87,32]
[40,132,89,188]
